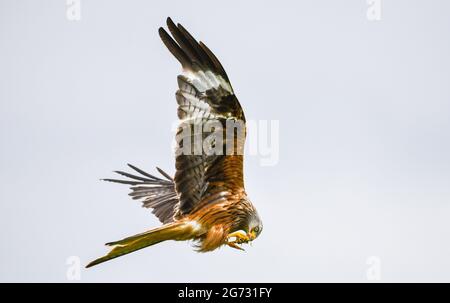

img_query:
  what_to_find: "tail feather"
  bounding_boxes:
[86,222,194,268]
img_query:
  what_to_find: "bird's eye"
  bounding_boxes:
[253,226,260,233]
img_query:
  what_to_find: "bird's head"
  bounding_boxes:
[247,212,263,241]
[227,210,263,250]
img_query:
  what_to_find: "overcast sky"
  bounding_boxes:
[1,0,450,282]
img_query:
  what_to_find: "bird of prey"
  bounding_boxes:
[86,17,262,268]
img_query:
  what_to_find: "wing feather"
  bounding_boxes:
[159,18,247,215]
[103,165,178,224]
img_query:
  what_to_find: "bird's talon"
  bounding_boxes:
[228,231,250,243]
[227,241,245,251]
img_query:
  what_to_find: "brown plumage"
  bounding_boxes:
[86,17,262,268]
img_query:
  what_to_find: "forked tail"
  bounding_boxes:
[86,222,194,268]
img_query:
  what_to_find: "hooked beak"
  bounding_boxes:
[248,230,257,241]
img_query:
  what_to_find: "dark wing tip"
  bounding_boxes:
[156,167,173,181]
[159,16,230,84]
[158,26,168,39]
[159,25,190,68]
[166,16,176,28]
[127,163,162,180]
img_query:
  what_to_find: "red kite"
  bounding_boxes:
[87,17,262,268]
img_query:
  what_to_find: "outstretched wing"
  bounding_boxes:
[159,17,247,216]
[103,164,178,224]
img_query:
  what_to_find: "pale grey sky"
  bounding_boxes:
[1,0,450,282]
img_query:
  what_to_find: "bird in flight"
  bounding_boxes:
[87,17,262,268]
